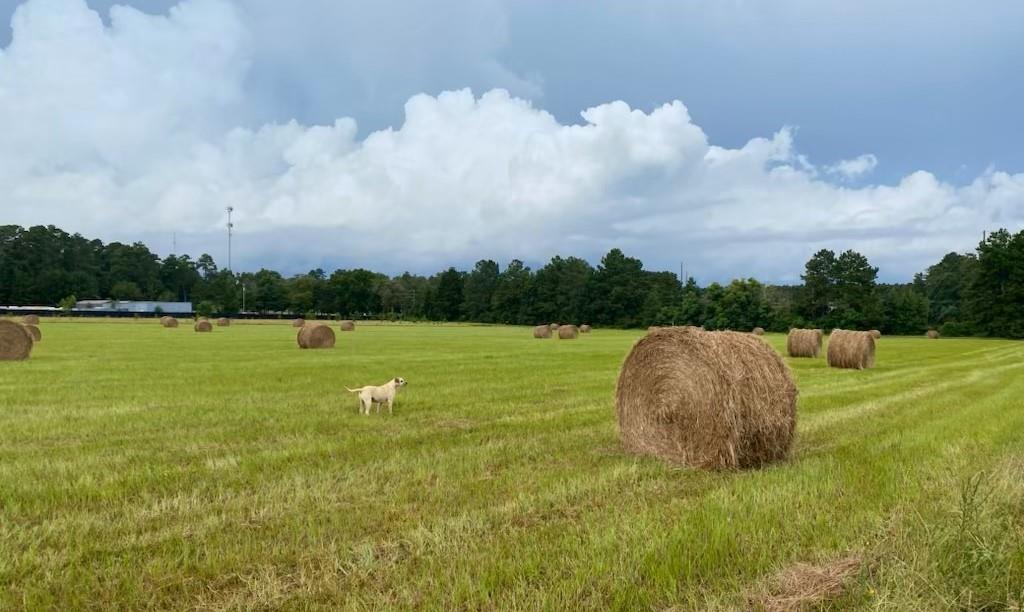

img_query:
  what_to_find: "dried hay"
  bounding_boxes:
[786,329,823,358]
[533,325,552,339]
[0,319,33,360]
[826,329,875,369]
[24,324,41,342]
[340,320,355,331]
[869,329,881,339]
[615,327,798,469]
[558,324,579,339]
[926,329,940,339]
[752,327,765,336]
[160,317,179,328]
[549,323,560,331]
[292,318,306,328]
[297,323,335,349]
[194,320,213,332]
[22,314,40,325]
[750,555,862,612]
[216,318,230,327]
[579,324,592,333]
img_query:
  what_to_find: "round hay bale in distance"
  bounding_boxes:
[827,329,875,369]
[558,324,579,339]
[216,317,230,327]
[786,328,823,358]
[297,323,336,349]
[926,329,939,339]
[0,319,33,360]
[752,327,765,336]
[161,317,179,328]
[869,329,882,340]
[22,314,40,325]
[194,320,213,332]
[579,324,592,333]
[340,320,355,331]
[549,323,560,331]
[292,318,305,328]
[533,325,552,339]
[616,328,797,469]
[24,324,41,342]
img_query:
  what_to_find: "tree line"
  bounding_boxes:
[1,224,1022,337]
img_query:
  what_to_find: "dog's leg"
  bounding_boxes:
[387,397,394,415]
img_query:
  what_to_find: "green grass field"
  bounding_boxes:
[2,320,1023,610]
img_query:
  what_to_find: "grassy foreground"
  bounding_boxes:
[2,320,1023,610]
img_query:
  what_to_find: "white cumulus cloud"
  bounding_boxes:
[827,154,879,180]
[1,0,1022,283]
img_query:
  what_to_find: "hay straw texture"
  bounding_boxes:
[22,314,40,325]
[194,320,213,333]
[297,323,336,349]
[786,329,823,358]
[752,327,765,336]
[340,320,355,331]
[24,324,41,342]
[0,319,33,360]
[926,329,940,339]
[549,323,560,331]
[615,328,798,469]
[216,318,230,327]
[533,325,552,339]
[579,324,592,333]
[160,317,179,328]
[558,324,579,339]
[826,330,875,369]
[869,329,882,339]
[292,318,305,328]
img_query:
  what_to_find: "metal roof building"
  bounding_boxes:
[74,300,193,314]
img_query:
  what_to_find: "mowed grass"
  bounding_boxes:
[2,320,1023,609]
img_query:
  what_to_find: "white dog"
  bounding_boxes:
[345,377,407,415]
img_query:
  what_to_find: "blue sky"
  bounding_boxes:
[1,0,1022,282]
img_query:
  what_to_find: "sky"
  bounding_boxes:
[1,0,1022,283]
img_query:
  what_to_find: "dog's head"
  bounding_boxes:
[393,377,407,387]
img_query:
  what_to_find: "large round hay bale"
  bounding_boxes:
[24,324,41,342]
[579,324,592,333]
[216,317,230,327]
[161,317,179,328]
[869,329,882,340]
[22,314,40,325]
[340,320,355,332]
[533,325,552,339]
[194,320,213,332]
[926,329,939,339]
[297,323,335,349]
[0,319,33,360]
[787,328,823,358]
[827,329,875,369]
[558,324,579,339]
[616,328,797,469]
[292,318,305,328]
[752,327,765,336]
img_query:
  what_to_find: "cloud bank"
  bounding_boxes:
[1,0,1022,282]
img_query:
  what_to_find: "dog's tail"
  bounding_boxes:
[344,386,363,393]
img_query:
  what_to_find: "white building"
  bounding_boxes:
[74,300,193,314]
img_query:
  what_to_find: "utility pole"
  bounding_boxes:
[226,207,234,272]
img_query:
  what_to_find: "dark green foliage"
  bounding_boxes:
[195,301,215,318]
[877,284,929,335]
[968,229,1024,338]
[2,223,1023,335]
